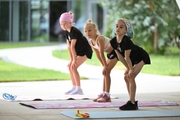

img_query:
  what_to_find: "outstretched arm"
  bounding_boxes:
[114,50,129,69]
[125,49,133,70]
[67,40,73,61]
[93,48,104,66]
[97,36,107,67]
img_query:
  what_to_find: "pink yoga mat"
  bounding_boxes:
[19,100,179,109]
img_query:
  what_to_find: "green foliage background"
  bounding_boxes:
[101,0,180,54]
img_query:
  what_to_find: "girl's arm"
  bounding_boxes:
[67,40,73,60]
[70,39,77,61]
[93,48,104,66]
[114,50,129,69]
[97,36,107,67]
[125,49,133,70]
[87,41,104,66]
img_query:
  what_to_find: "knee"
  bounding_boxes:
[106,67,113,75]
[128,75,135,83]
[68,65,73,72]
[124,74,129,82]
[71,66,78,72]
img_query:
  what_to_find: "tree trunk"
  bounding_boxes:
[153,28,158,53]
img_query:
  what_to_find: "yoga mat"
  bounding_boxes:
[1,93,118,102]
[61,110,180,119]
[19,100,179,109]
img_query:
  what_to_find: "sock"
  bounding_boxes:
[104,92,110,97]
[70,86,76,91]
[102,91,105,95]
[72,86,76,89]
[76,86,81,89]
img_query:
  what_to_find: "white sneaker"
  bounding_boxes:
[70,88,84,95]
[65,88,76,95]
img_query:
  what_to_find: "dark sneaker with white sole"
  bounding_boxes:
[119,100,138,110]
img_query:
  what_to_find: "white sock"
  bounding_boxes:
[72,86,76,89]
[105,92,110,97]
[76,86,81,90]
[102,91,105,95]
[69,86,76,91]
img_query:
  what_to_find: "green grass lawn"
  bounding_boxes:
[0,58,72,82]
[0,42,57,49]
[0,42,179,82]
[0,42,80,82]
[53,49,180,76]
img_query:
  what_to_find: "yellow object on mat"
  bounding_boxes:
[76,109,90,118]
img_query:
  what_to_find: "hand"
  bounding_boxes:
[67,61,72,68]
[72,60,77,68]
[128,69,134,77]
[124,69,129,75]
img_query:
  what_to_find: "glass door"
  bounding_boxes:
[31,0,49,42]
[0,1,10,42]
[19,1,29,41]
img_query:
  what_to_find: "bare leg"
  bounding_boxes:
[102,78,105,92]
[104,58,118,93]
[129,61,144,102]
[119,61,144,110]
[71,55,87,86]
[97,58,118,102]
[68,65,76,86]
[65,63,77,94]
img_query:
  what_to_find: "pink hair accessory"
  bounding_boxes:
[59,12,73,23]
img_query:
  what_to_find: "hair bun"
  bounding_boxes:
[69,11,73,15]
[87,19,92,23]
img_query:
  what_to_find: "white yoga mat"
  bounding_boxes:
[61,110,180,119]
[1,93,118,101]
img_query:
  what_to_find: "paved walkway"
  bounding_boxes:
[0,44,180,120]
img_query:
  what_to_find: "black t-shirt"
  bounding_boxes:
[65,26,92,59]
[110,35,150,65]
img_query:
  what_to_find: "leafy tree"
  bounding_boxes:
[102,0,180,54]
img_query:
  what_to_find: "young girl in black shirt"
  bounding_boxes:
[110,18,151,110]
[59,11,93,95]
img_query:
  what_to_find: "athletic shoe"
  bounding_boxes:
[97,94,111,102]
[65,88,76,95]
[135,101,138,109]
[119,100,138,110]
[70,88,84,95]
[93,93,103,102]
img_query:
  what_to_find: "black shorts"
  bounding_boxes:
[77,51,93,59]
[131,48,151,66]
[107,50,118,59]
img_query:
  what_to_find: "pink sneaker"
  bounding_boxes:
[97,94,111,102]
[93,94,103,102]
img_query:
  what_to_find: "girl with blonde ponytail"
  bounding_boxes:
[84,19,118,102]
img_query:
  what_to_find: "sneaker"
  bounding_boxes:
[119,101,138,110]
[70,88,84,95]
[97,94,111,102]
[93,93,103,102]
[65,88,76,95]
[135,101,138,109]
